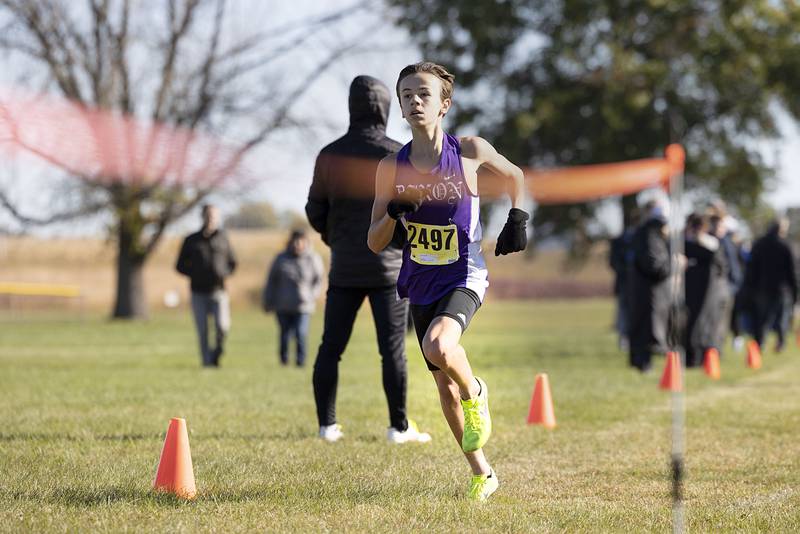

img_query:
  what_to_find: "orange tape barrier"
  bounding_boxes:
[2,86,685,204]
[466,144,684,204]
[0,86,242,187]
[528,146,684,204]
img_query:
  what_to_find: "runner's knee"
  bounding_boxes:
[423,335,457,368]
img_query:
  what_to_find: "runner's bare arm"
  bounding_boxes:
[462,136,526,208]
[367,155,399,253]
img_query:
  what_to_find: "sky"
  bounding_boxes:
[769,113,800,210]
[1,1,799,238]
[236,11,419,222]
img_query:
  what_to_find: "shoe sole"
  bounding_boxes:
[480,481,499,501]
[387,433,432,444]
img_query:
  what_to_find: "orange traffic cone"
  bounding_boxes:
[746,340,762,370]
[703,348,721,380]
[527,373,556,428]
[659,351,682,391]
[154,418,197,499]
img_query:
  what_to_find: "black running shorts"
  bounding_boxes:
[410,287,481,371]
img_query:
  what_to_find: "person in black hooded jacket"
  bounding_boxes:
[627,200,672,372]
[305,75,430,444]
[742,217,797,351]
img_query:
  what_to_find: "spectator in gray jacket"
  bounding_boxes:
[176,204,237,367]
[263,229,323,367]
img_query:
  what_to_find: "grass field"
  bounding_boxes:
[1,299,799,533]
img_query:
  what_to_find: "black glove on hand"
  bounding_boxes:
[494,208,529,256]
[386,189,423,220]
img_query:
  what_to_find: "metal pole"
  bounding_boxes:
[668,169,686,534]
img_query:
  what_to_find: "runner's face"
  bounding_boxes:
[398,73,450,126]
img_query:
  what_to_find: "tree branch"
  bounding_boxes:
[237,35,366,153]
[0,1,80,99]
[142,185,214,257]
[87,0,108,105]
[185,0,225,129]
[152,0,200,121]
[0,0,374,246]
[111,0,131,113]
[0,188,106,226]
[263,0,373,40]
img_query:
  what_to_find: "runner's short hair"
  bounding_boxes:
[396,62,455,102]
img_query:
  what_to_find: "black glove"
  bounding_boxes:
[494,208,529,256]
[387,189,423,220]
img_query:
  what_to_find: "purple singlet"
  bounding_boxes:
[394,133,488,305]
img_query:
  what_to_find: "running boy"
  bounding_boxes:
[367,62,528,501]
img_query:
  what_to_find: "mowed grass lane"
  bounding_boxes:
[1,300,798,533]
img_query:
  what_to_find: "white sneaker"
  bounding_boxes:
[319,423,344,442]
[387,420,432,444]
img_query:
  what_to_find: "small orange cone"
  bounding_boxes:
[659,351,682,391]
[703,348,721,380]
[527,373,556,428]
[154,418,197,499]
[746,340,762,370]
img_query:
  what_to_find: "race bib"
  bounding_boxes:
[407,222,459,265]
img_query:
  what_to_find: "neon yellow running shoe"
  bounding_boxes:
[461,376,491,453]
[468,470,499,501]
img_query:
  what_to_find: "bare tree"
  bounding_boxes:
[0,0,374,318]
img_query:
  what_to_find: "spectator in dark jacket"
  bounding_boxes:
[305,75,429,444]
[262,229,323,367]
[609,213,638,351]
[627,200,672,372]
[684,213,729,367]
[743,217,798,351]
[176,204,237,367]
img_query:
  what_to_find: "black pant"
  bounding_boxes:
[753,292,793,348]
[629,347,653,372]
[312,285,408,430]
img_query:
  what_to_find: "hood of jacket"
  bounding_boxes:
[348,75,391,136]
